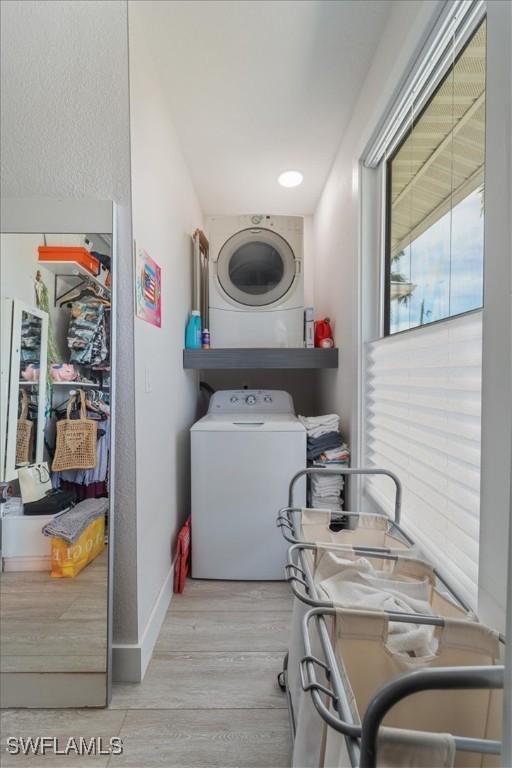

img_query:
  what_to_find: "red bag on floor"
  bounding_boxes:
[174,516,191,593]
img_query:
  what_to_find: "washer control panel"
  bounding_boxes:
[209,390,294,414]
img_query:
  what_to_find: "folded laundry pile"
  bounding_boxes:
[298,414,339,440]
[298,414,349,511]
[306,430,343,461]
[42,497,108,543]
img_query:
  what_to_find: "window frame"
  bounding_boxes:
[382,18,486,337]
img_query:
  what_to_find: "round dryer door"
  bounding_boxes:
[217,228,296,307]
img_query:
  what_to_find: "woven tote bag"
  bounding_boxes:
[52,389,97,471]
[16,389,34,464]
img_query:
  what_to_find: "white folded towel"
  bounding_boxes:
[298,414,340,439]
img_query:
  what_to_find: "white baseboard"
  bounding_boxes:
[112,561,174,683]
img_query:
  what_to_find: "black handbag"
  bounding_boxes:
[23,489,76,516]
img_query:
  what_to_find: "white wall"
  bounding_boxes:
[312,1,443,453]
[313,1,442,452]
[313,0,512,638]
[480,4,512,752]
[0,1,138,649]
[0,235,51,307]
[124,1,203,679]
[478,0,512,635]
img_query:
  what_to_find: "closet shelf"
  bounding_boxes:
[51,381,109,389]
[183,347,339,370]
[39,260,110,305]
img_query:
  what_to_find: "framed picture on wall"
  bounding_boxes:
[135,245,161,328]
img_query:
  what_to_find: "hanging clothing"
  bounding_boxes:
[58,479,107,500]
[35,274,60,364]
[20,316,42,363]
[67,300,108,367]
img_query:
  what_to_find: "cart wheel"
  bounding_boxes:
[277,670,286,692]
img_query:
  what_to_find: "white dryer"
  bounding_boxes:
[207,215,304,348]
[191,390,306,580]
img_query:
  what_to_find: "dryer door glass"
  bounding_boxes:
[217,229,296,307]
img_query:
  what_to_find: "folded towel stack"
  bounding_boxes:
[298,414,340,439]
[298,413,350,511]
[42,498,108,543]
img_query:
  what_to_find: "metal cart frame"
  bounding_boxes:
[301,606,504,768]
[276,466,506,766]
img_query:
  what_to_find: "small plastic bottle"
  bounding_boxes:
[185,310,202,349]
[201,328,210,349]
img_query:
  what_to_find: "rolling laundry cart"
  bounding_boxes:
[300,607,504,768]
[287,544,479,767]
[277,467,410,550]
[275,467,506,767]
[276,467,419,732]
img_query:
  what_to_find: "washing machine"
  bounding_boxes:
[207,215,304,348]
[191,390,306,579]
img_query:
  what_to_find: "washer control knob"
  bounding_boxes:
[263,395,273,403]
[230,396,238,403]
[245,394,257,405]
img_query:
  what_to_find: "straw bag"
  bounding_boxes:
[52,389,97,471]
[16,389,34,464]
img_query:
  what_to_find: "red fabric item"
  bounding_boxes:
[314,318,334,348]
[174,516,191,593]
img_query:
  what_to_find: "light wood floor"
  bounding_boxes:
[0,579,293,767]
[0,550,108,674]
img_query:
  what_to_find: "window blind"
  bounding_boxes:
[365,311,482,607]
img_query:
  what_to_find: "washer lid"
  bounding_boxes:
[217,228,296,307]
[191,413,306,432]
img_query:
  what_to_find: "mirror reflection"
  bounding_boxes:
[0,232,113,706]
[17,312,43,466]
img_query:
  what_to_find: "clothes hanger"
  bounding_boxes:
[58,276,110,307]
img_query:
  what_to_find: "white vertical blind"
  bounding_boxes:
[365,311,482,607]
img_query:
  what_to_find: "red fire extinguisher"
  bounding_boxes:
[315,318,334,348]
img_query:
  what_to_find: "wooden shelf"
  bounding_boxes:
[183,347,338,370]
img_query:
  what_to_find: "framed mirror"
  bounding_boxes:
[3,300,49,480]
[0,199,115,707]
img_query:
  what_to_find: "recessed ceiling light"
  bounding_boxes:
[278,170,303,188]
